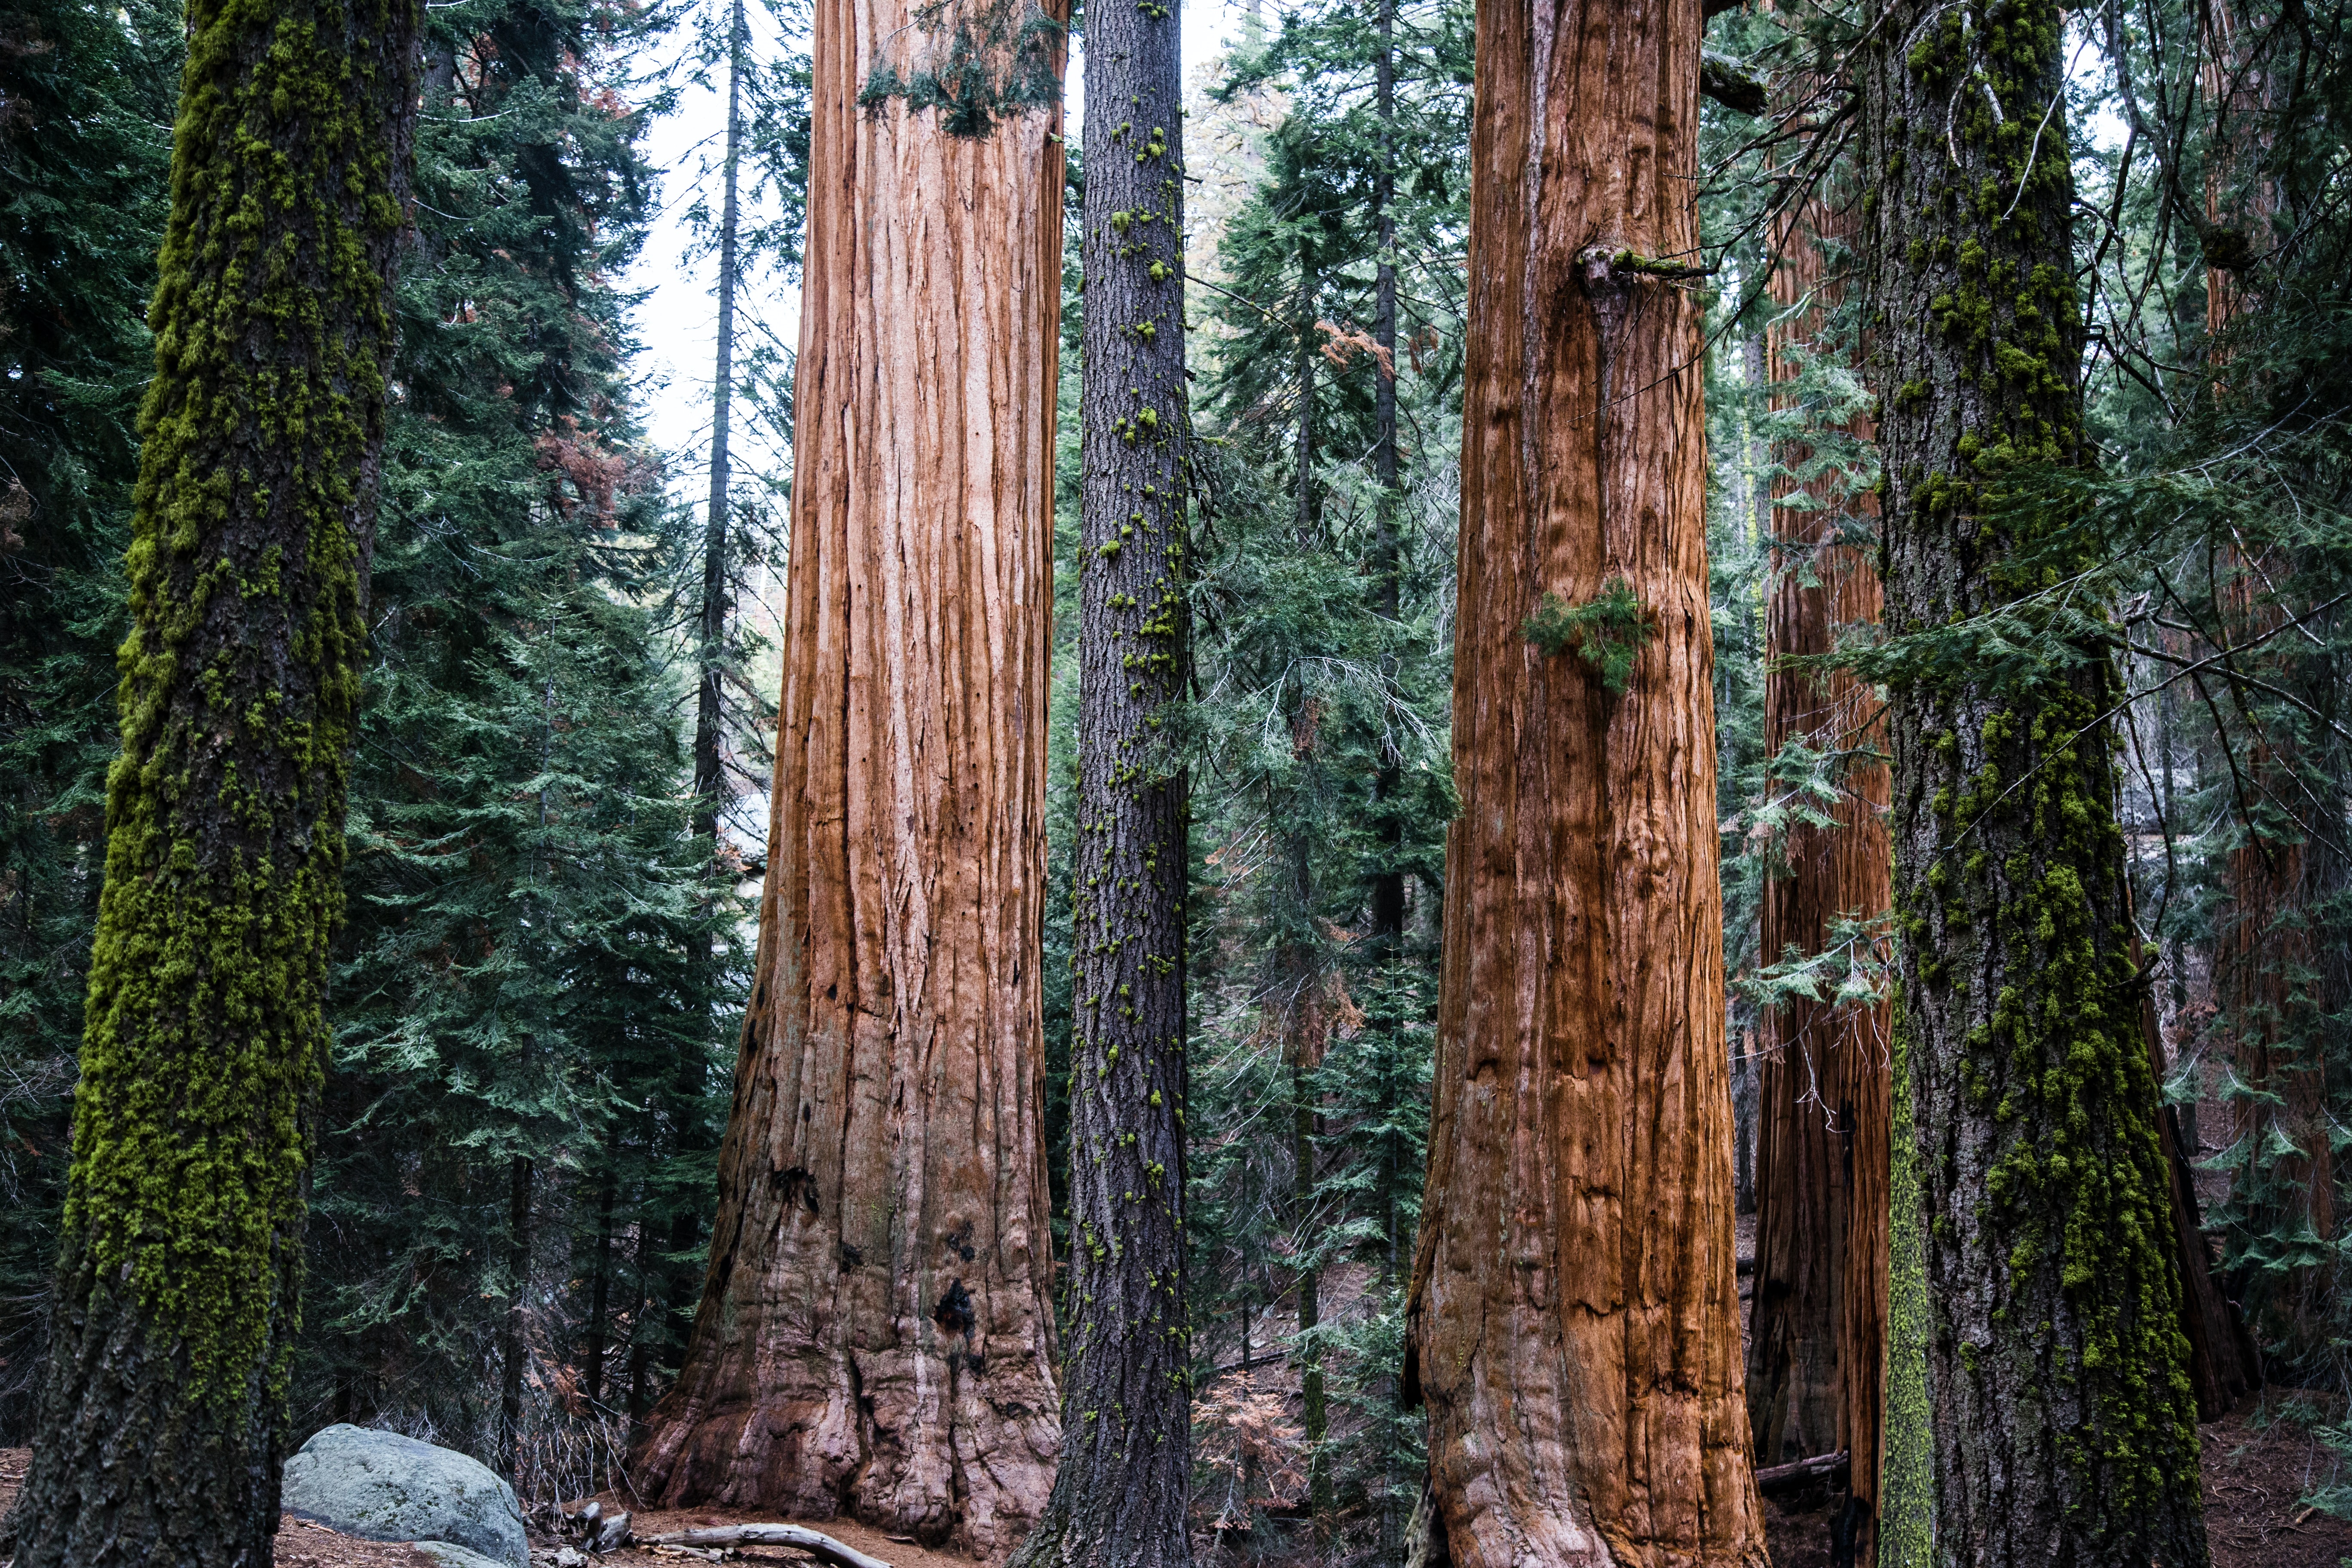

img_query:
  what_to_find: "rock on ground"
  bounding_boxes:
[281,1425,529,1568]
[413,1543,511,1568]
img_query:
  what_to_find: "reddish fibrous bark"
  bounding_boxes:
[1402,0,1767,1560]
[628,3,1067,1551]
[1745,194,1891,1564]
[2202,7,2330,1322]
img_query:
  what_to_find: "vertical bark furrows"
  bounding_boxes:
[2,0,419,1559]
[1745,194,1892,1563]
[1403,0,1766,1562]
[1007,0,1191,1555]
[1858,2,2209,1563]
[631,3,1067,1550]
[2202,0,2325,1362]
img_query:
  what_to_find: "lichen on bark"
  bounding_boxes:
[0,0,419,1561]
[1856,0,2209,1561]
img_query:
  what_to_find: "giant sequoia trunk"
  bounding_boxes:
[1401,0,1767,1560]
[628,2,1068,1550]
[2201,0,2329,1364]
[1858,3,2210,1562]
[1745,195,1892,1563]
[1003,0,1191,1554]
[0,0,419,1559]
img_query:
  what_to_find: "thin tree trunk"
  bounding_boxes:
[1857,3,2211,1561]
[630,0,1069,1548]
[1745,192,1892,1568]
[0,1,419,1561]
[1730,337,1769,1226]
[1284,250,1333,1538]
[500,1155,536,1478]
[657,0,750,1415]
[1005,0,1190,1554]
[1292,1058,1332,1531]
[1401,0,1766,1559]
[695,0,744,849]
[584,1169,617,1408]
[1366,0,1406,953]
[627,1183,661,1426]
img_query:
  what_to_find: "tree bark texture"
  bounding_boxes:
[1857,3,2210,1563]
[2138,966,2258,1415]
[1402,0,1767,1562]
[2201,0,2324,1365]
[1004,0,1191,1555]
[500,1155,536,1476]
[629,1,1069,1550]
[0,0,419,1559]
[1745,194,1892,1567]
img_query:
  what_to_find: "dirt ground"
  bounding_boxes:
[1755,1402,2352,1568]
[0,1450,974,1568]
[13,1411,2352,1568]
[0,1449,437,1567]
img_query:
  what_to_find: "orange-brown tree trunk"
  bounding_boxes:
[1745,193,1892,1567]
[629,3,1067,1550]
[2200,3,2328,1358]
[1401,0,1766,1560]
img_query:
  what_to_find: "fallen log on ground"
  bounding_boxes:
[1754,1449,1849,1494]
[640,1524,893,1568]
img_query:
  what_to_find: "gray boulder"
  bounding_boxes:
[414,1545,511,1568]
[282,1424,530,1568]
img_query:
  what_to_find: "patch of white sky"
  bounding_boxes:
[628,4,2138,517]
[624,0,1259,517]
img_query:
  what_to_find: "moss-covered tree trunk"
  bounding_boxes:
[1746,191,1892,1566]
[1857,2,2210,1562]
[1002,0,1190,1552]
[0,0,419,1559]
[628,0,1069,1550]
[1400,0,1767,1560]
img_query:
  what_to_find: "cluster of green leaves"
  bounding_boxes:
[2061,1,2352,1403]
[1521,579,1656,696]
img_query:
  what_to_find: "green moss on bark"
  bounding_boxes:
[74,0,407,1407]
[6,0,417,1559]
[1880,999,1934,1568]
[1857,0,2209,1562]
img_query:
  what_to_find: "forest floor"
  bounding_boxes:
[581,1500,968,1568]
[1754,1403,2352,1568]
[9,1396,2352,1568]
[0,1449,438,1567]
